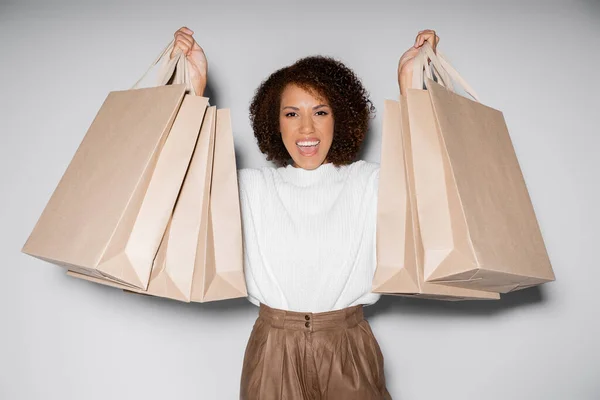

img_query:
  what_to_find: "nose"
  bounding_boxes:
[299,115,315,135]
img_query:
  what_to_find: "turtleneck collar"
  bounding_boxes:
[276,162,340,187]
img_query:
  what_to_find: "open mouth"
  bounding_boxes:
[296,140,320,157]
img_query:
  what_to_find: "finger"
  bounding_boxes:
[425,32,438,51]
[174,30,194,43]
[175,33,194,48]
[187,35,203,52]
[174,43,191,55]
[171,41,184,58]
[418,31,437,48]
[424,30,436,40]
[173,41,191,57]
[414,29,435,48]
[174,36,192,49]
[170,46,187,59]
[179,26,194,35]
[170,46,180,59]
[175,27,194,38]
[418,29,434,38]
[424,30,435,42]
[175,32,194,44]
[175,38,194,55]
[423,34,431,47]
[417,32,429,47]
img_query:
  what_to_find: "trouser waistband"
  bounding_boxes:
[258,303,364,332]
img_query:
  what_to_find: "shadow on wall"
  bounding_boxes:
[203,79,220,108]
[364,285,546,319]
[357,124,378,162]
[133,283,547,319]
[68,265,547,320]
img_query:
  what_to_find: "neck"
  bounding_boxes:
[292,159,330,169]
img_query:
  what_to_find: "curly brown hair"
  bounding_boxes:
[249,55,375,167]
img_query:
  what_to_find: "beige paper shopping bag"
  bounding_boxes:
[373,99,499,300]
[145,106,217,301]
[22,42,208,289]
[145,107,245,302]
[409,43,554,293]
[67,108,247,303]
[190,108,246,302]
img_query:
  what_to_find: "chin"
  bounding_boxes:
[291,155,327,170]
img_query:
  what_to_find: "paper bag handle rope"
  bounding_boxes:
[412,47,453,91]
[411,42,480,102]
[132,40,196,95]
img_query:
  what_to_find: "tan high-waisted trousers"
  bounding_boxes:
[240,303,392,399]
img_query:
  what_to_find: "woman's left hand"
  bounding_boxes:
[398,29,439,96]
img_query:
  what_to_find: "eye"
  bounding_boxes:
[285,112,297,117]
[315,110,329,116]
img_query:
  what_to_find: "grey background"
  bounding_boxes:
[1,0,599,399]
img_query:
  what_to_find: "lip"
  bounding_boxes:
[296,137,320,157]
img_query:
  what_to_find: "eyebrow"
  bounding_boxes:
[282,104,331,111]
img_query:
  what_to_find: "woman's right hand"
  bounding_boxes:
[398,29,439,96]
[170,27,208,96]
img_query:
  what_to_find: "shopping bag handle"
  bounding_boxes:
[132,40,196,95]
[411,42,480,102]
[412,46,453,92]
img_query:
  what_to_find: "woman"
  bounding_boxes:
[171,26,439,400]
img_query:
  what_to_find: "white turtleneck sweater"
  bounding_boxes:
[236,160,381,313]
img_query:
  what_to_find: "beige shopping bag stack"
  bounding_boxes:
[67,107,247,302]
[23,40,246,302]
[374,98,499,300]
[374,43,554,298]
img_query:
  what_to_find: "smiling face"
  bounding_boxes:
[279,84,334,170]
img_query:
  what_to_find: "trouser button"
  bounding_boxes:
[305,321,310,328]
[305,315,310,321]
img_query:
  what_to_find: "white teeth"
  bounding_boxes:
[297,140,320,147]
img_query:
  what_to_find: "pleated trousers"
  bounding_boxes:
[240,303,392,400]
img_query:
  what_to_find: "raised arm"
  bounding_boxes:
[170,27,208,96]
[397,29,440,96]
